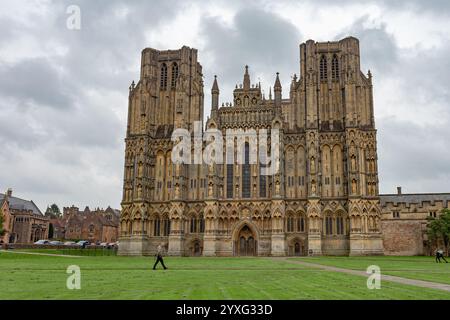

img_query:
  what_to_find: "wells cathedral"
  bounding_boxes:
[118,37,450,257]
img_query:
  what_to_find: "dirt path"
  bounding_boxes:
[274,257,450,292]
[0,250,83,258]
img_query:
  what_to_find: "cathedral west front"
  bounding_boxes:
[118,37,387,256]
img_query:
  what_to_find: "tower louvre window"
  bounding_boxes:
[320,55,327,80]
[332,54,339,80]
[160,63,168,90]
[171,62,178,88]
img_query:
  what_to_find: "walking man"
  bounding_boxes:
[153,243,168,270]
[435,249,448,263]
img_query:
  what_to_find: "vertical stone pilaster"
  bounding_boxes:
[203,200,218,256]
[168,201,185,256]
[307,198,322,255]
[270,199,285,256]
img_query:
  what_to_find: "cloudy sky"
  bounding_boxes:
[1,0,449,211]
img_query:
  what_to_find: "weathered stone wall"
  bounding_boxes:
[381,220,424,255]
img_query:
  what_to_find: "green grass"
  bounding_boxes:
[1,251,449,300]
[288,256,450,285]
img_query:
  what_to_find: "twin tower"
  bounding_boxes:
[119,37,383,257]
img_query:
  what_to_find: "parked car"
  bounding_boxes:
[99,242,108,247]
[64,241,76,246]
[49,241,63,245]
[34,240,49,245]
[76,240,90,248]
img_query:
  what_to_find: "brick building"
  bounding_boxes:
[51,206,120,243]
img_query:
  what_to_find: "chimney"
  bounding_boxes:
[397,186,402,195]
[7,188,12,197]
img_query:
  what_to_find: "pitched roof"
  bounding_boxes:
[0,193,43,215]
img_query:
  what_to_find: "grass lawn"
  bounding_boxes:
[1,251,449,300]
[289,256,450,285]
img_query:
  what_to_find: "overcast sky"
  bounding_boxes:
[1,0,449,211]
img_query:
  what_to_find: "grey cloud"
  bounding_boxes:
[378,116,450,193]
[201,7,302,105]
[336,16,399,74]
[0,58,75,109]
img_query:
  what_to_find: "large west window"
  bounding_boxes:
[242,143,251,198]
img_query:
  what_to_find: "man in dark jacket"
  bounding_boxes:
[435,249,448,263]
[153,244,168,270]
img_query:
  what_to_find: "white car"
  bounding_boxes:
[34,240,49,245]
[49,241,63,245]
[64,241,76,246]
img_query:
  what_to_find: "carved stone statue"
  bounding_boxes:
[208,183,213,197]
[311,180,316,194]
[351,156,356,171]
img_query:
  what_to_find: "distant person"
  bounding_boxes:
[435,249,448,263]
[153,244,168,270]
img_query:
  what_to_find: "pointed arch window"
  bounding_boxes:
[199,214,205,233]
[242,142,251,198]
[190,216,197,233]
[325,216,333,235]
[332,54,339,80]
[336,216,344,234]
[227,164,234,198]
[320,55,327,81]
[154,218,161,236]
[160,63,168,90]
[259,165,267,198]
[171,62,179,88]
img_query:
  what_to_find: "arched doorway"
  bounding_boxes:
[294,242,301,256]
[289,239,306,256]
[193,240,202,256]
[234,225,257,256]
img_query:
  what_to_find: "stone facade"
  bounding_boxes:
[119,37,386,257]
[0,189,49,244]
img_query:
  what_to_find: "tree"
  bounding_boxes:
[45,204,61,218]
[48,223,54,239]
[427,209,450,255]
